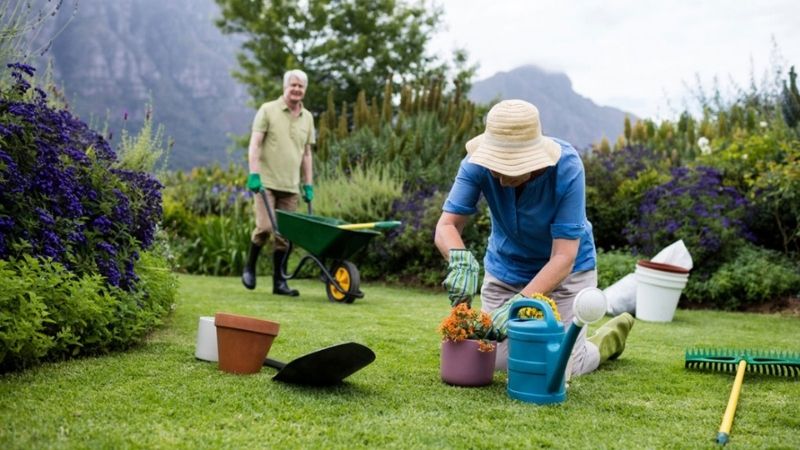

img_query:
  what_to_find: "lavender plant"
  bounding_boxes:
[624,166,751,268]
[0,63,162,289]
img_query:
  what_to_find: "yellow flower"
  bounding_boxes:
[517,293,561,322]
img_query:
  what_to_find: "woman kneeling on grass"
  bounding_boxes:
[434,99,634,375]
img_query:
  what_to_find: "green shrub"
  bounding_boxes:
[684,243,800,310]
[314,164,403,224]
[584,145,674,250]
[353,190,491,287]
[0,252,176,371]
[180,212,253,276]
[624,166,750,272]
[596,249,638,289]
[0,65,176,371]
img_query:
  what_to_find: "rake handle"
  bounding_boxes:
[717,359,747,446]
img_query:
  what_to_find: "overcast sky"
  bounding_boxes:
[429,0,799,119]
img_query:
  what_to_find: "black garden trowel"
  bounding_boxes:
[264,342,376,386]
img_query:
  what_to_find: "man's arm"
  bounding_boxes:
[248,131,265,173]
[301,144,313,185]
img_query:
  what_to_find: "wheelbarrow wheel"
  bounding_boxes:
[326,261,360,303]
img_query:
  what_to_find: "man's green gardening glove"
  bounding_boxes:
[442,249,479,307]
[302,184,314,203]
[246,173,262,193]
[489,293,528,342]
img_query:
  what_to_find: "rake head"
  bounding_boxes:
[685,348,800,377]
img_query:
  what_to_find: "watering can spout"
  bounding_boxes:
[547,287,608,393]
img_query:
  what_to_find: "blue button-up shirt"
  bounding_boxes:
[442,138,596,286]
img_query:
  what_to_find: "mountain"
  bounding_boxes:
[33,0,252,170]
[469,65,634,150]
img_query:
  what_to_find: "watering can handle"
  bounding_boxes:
[508,298,560,327]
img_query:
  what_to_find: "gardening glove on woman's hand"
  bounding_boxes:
[443,249,480,307]
[246,173,262,193]
[489,293,528,342]
[302,184,314,203]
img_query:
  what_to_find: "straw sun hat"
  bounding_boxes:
[466,99,562,177]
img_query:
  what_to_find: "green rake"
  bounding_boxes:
[685,348,800,446]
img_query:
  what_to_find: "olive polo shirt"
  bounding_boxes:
[252,96,316,194]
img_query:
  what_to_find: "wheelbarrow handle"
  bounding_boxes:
[258,189,280,236]
[338,221,402,231]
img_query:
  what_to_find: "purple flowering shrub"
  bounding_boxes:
[0,63,162,289]
[353,186,491,286]
[624,166,751,269]
[584,145,675,250]
[0,64,175,371]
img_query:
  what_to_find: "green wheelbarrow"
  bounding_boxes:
[259,190,400,303]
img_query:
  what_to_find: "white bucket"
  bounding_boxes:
[195,316,218,361]
[635,266,689,322]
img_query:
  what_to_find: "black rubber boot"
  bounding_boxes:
[273,250,299,297]
[241,242,262,290]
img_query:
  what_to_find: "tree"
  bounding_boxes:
[781,66,800,130]
[214,0,459,113]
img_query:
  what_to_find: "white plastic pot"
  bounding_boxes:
[195,316,219,362]
[634,265,689,322]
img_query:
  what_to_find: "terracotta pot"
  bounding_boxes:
[215,312,280,374]
[637,259,690,274]
[440,339,496,387]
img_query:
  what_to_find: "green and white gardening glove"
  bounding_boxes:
[302,184,314,203]
[246,173,262,193]
[442,249,480,307]
[489,293,528,342]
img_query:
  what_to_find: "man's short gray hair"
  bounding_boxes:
[283,69,308,88]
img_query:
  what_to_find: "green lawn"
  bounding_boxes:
[1,274,798,449]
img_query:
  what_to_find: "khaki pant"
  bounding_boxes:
[480,270,601,377]
[251,189,299,250]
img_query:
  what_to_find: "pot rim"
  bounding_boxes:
[215,312,280,335]
[637,259,691,274]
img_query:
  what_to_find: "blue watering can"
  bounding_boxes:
[507,287,607,404]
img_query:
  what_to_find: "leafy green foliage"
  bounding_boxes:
[214,0,472,113]
[684,244,800,309]
[353,190,490,286]
[624,166,750,272]
[781,66,800,130]
[596,249,638,289]
[584,145,672,249]
[161,164,255,276]
[115,104,171,174]
[314,164,403,224]
[0,252,176,372]
[0,64,176,371]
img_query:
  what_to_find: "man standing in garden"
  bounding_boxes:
[243,69,315,296]
[434,99,635,376]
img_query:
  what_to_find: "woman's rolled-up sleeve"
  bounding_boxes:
[443,159,481,215]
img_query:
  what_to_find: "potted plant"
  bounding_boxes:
[438,303,497,386]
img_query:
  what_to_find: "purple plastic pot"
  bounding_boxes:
[440,339,496,387]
